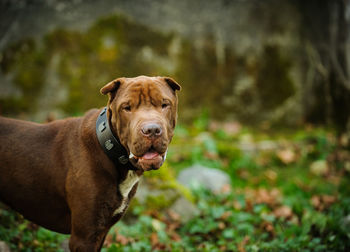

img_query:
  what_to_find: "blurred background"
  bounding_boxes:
[1,0,350,251]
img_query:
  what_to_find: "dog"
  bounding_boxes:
[0,76,181,251]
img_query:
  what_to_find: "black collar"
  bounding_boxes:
[96,107,136,170]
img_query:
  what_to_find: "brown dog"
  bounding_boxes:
[0,76,181,251]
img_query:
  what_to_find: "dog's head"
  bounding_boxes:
[101,76,181,171]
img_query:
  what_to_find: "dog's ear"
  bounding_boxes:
[100,78,124,95]
[163,77,181,92]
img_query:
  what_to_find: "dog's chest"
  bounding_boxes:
[113,170,140,216]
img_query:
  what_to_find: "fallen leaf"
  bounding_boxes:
[150,232,158,247]
[220,245,227,251]
[244,188,281,207]
[103,234,113,247]
[170,231,181,242]
[238,170,251,179]
[218,222,226,230]
[233,200,242,210]
[264,169,277,181]
[237,236,250,252]
[311,194,337,211]
[167,209,181,222]
[261,221,275,237]
[311,195,321,210]
[220,211,232,220]
[340,134,349,147]
[276,149,296,164]
[209,121,241,135]
[152,219,163,231]
[310,160,329,176]
[223,121,242,135]
[273,205,293,219]
[116,233,131,246]
[221,184,232,194]
[345,162,350,172]
[254,188,281,206]
[167,222,181,232]
[322,195,336,205]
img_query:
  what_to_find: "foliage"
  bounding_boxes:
[0,206,67,251]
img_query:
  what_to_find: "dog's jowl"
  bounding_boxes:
[0,76,181,252]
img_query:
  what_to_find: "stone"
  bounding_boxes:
[340,214,350,235]
[177,164,231,193]
[0,241,11,252]
[60,239,70,252]
[135,178,178,207]
[133,177,199,222]
[171,197,199,222]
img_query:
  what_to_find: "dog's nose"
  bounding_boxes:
[141,123,163,138]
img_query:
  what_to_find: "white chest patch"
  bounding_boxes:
[113,170,140,216]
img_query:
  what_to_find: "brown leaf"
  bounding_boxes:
[209,121,241,135]
[233,200,242,210]
[340,133,349,147]
[116,233,130,246]
[170,231,182,242]
[103,234,113,247]
[221,184,232,194]
[322,195,336,205]
[221,211,232,220]
[204,151,218,160]
[273,205,293,219]
[251,188,281,207]
[218,222,226,230]
[264,170,277,181]
[276,149,296,164]
[167,222,181,232]
[238,170,251,179]
[237,236,250,252]
[167,209,181,222]
[261,221,275,237]
[312,194,337,211]
[245,198,253,212]
[310,160,329,176]
[311,195,322,210]
[220,245,227,251]
[150,232,158,247]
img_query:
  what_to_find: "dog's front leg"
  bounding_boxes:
[68,207,110,252]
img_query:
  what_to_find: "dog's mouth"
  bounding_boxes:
[129,147,167,171]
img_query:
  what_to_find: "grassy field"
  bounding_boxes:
[1,118,350,251]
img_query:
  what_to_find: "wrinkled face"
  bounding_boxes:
[101,76,181,171]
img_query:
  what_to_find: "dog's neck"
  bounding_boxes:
[96,107,136,170]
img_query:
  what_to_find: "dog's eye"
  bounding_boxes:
[122,105,131,112]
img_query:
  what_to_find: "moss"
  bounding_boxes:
[217,141,242,160]
[1,13,298,125]
[144,162,194,203]
[255,44,295,111]
[0,39,47,115]
[1,13,175,117]
[144,194,176,210]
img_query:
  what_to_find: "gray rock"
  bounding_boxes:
[177,164,231,193]
[171,197,199,222]
[0,241,11,252]
[133,177,199,222]
[135,177,178,205]
[340,214,350,236]
[60,239,70,252]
